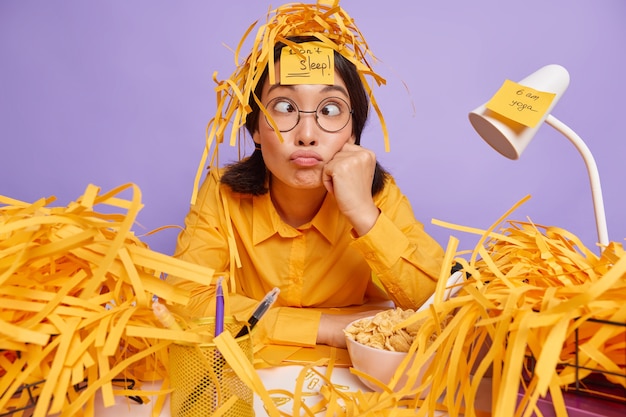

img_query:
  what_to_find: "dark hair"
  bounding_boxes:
[221,37,389,196]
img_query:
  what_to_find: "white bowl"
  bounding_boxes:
[344,317,431,395]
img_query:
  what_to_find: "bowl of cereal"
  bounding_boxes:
[343,308,431,394]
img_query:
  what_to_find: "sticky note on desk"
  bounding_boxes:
[256,345,351,367]
[485,79,556,127]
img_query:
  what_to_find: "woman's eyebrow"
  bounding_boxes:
[266,84,349,97]
[267,84,294,94]
[320,85,349,97]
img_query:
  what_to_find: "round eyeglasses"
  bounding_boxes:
[264,96,353,133]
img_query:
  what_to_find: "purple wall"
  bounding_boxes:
[1,0,625,257]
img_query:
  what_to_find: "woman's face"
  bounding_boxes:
[253,62,355,191]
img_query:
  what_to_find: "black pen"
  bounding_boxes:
[235,287,280,338]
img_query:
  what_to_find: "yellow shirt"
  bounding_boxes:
[167,169,444,347]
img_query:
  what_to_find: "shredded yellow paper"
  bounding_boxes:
[3,183,624,416]
[0,184,215,416]
[404,197,624,416]
[210,195,625,416]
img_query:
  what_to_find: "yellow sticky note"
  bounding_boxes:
[485,79,556,127]
[280,42,334,85]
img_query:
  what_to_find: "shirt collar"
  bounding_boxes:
[252,191,340,245]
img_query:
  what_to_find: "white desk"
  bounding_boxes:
[80,365,625,417]
[90,365,382,416]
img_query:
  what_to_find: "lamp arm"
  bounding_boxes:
[544,114,609,247]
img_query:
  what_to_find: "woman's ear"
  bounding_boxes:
[252,131,262,149]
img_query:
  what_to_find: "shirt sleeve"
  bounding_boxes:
[350,178,445,310]
[164,284,322,348]
[262,307,321,347]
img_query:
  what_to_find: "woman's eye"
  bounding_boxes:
[272,100,296,114]
[320,103,342,117]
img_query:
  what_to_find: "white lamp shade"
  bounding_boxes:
[468,64,570,160]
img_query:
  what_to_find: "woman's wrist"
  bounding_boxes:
[349,205,380,237]
[316,314,345,347]
[316,314,331,346]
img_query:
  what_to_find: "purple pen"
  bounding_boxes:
[214,276,224,337]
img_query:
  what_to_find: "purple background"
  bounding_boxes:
[1,0,625,257]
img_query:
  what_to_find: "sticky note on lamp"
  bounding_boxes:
[485,79,556,127]
[280,42,334,85]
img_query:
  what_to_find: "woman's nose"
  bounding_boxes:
[295,112,318,146]
[297,136,317,146]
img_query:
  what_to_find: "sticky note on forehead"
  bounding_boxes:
[280,42,334,85]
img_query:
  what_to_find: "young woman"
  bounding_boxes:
[167,3,446,349]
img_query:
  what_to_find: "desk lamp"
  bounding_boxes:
[468,64,609,249]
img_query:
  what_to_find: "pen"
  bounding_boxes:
[235,287,280,338]
[214,276,225,337]
[211,277,226,413]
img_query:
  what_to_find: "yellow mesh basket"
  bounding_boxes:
[169,317,253,417]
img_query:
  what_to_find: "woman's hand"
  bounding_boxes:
[322,143,380,236]
[316,309,386,348]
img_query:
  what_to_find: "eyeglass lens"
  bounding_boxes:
[264,97,352,133]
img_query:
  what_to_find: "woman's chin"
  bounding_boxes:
[289,173,325,190]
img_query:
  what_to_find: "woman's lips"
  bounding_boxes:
[290,151,323,167]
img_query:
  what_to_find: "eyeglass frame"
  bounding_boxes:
[263,96,354,133]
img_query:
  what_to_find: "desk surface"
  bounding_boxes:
[88,366,378,417]
[83,366,623,417]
